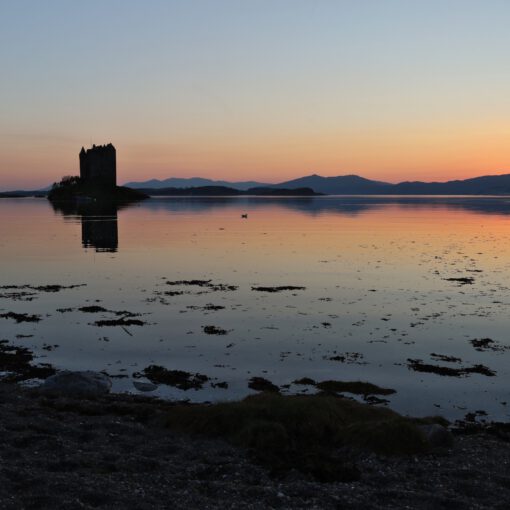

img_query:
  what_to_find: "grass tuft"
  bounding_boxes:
[165,393,430,481]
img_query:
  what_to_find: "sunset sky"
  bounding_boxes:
[1,0,510,190]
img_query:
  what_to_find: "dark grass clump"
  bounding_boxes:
[165,393,430,481]
[135,365,209,390]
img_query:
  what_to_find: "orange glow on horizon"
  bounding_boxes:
[1,120,510,189]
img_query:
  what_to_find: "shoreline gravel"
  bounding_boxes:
[0,383,509,509]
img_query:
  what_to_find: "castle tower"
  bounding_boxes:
[79,143,117,189]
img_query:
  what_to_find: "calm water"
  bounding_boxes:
[2,196,510,421]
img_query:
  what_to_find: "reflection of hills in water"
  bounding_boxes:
[50,201,120,253]
[50,196,510,253]
[139,196,510,217]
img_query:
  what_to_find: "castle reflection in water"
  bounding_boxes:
[50,201,119,252]
[50,195,510,254]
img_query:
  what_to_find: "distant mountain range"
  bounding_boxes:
[136,186,320,197]
[4,173,510,198]
[124,177,270,191]
[124,173,510,195]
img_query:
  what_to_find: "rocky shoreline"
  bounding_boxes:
[0,380,509,509]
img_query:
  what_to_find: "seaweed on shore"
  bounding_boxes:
[0,292,37,301]
[248,377,280,393]
[78,305,109,313]
[93,318,146,327]
[202,325,228,335]
[135,365,209,390]
[187,304,225,311]
[469,338,509,352]
[0,340,55,382]
[251,286,306,292]
[316,380,396,396]
[327,352,366,364]
[443,277,475,285]
[293,377,316,386]
[165,280,238,292]
[0,283,86,293]
[166,279,211,287]
[430,353,463,363]
[0,312,41,323]
[407,359,496,377]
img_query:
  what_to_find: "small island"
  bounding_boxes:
[48,144,148,204]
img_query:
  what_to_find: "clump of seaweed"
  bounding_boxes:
[78,305,109,313]
[327,352,366,364]
[187,304,225,311]
[0,312,41,323]
[0,291,37,301]
[248,377,280,393]
[0,340,55,382]
[430,353,462,363]
[166,280,238,292]
[94,318,146,327]
[0,283,85,293]
[202,325,228,335]
[135,365,209,390]
[293,377,316,386]
[251,285,306,292]
[443,277,475,285]
[469,338,509,352]
[407,359,496,377]
[166,279,211,287]
[316,380,396,396]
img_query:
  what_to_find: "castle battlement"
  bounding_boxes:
[79,143,116,189]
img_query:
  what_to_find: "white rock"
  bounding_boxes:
[133,380,158,392]
[40,370,112,396]
[419,424,453,448]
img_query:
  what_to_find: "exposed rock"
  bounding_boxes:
[40,371,112,396]
[133,380,158,392]
[419,424,454,448]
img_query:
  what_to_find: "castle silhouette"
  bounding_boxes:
[79,143,116,189]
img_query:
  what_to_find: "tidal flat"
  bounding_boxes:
[1,196,510,422]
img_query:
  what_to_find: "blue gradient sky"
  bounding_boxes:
[1,0,510,189]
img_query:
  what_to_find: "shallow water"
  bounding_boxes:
[1,195,510,421]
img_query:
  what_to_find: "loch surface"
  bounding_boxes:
[1,196,510,421]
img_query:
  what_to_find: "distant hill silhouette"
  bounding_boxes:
[6,172,510,197]
[275,173,510,195]
[137,186,320,197]
[125,177,269,190]
[274,174,392,194]
[126,173,510,195]
[391,174,510,195]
